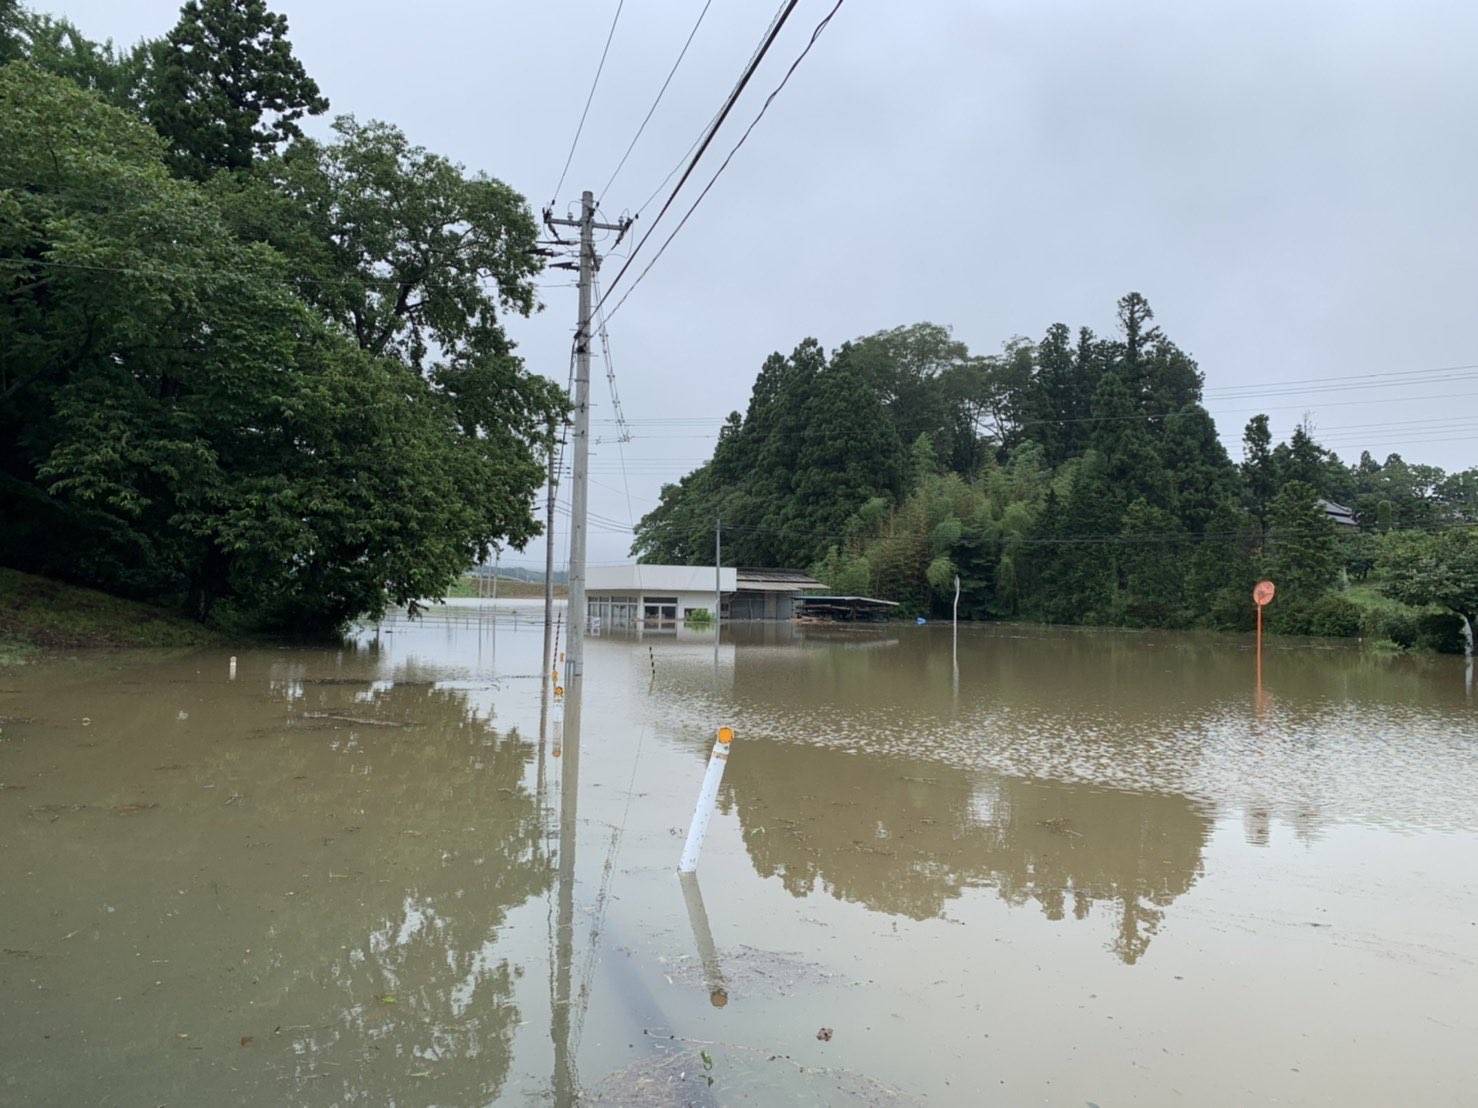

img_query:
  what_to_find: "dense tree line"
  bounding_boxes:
[634,296,1476,647]
[1,1,561,632]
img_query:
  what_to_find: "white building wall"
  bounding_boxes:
[585,585,721,627]
[587,564,736,593]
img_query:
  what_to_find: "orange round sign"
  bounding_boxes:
[1253,580,1276,607]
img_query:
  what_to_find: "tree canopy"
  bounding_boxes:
[633,298,1474,641]
[143,0,328,179]
[1,2,562,635]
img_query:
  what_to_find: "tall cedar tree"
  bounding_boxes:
[142,0,327,179]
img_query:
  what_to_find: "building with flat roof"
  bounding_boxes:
[585,565,734,628]
[583,564,824,627]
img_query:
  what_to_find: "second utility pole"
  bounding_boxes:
[547,191,629,682]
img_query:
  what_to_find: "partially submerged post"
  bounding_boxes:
[678,727,734,873]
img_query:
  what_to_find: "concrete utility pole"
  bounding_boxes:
[714,515,722,637]
[547,191,629,682]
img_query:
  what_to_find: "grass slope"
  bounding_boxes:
[0,568,219,658]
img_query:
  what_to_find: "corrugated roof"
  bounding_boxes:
[735,567,824,590]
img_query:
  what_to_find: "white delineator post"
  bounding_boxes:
[678,727,734,873]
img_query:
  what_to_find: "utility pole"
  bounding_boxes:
[714,515,722,639]
[547,191,629,682]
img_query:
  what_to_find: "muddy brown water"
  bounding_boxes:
[1,600,1475,1105]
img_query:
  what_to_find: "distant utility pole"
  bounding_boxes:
[714,515,722,639]
[546,191,630,681]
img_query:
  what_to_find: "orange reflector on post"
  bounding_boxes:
[717,726,734,744]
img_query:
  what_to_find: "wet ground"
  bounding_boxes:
[2,601,1476,1105]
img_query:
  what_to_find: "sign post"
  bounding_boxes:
[1253,579,1276,692]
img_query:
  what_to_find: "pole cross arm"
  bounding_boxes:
[548,217,630,233]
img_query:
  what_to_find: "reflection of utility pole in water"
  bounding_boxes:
[952,573,960,702]
[680,871,729,1008]
[551,673,583,1105]
[536,671,551,814]
[541,413,558,684]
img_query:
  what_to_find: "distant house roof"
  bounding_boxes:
[1317,499,1359,528]
[735,567,824,592]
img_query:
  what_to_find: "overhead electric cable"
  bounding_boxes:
[628,0,792,220]
[598,0,847,325]
[549,0,628,206]
[590,0,805,323]
[599,0,718,204]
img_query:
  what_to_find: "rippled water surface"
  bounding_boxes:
[2,602,1476,1105]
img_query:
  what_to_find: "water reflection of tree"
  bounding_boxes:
[244,672,553,1101]
[723,738,1209,964]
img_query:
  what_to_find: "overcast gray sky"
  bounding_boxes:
[57,0,1478,570]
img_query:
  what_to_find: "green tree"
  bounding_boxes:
[1376,528,1478,647]
[141,0,328,178]
[0,0,24,63]
[1241,414,1275,531]
[1273,421,1333,496]
[1119,498,1184,625]
[1089,372,1168,510]
[1263,480,1340,603]
[1024,454,1120,623]
[218,117,540,370]
[7,8,150,103]
[0,64,557,630]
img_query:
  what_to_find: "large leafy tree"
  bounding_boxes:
[0,64,557,630]
[1376,528,1478,647]
[0,1,22,63]
[141,0,328,179]
[8,8,150,105]
[217,117,541,374]
[214,118,562,527]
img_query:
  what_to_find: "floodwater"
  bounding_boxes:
[2,603,1476,1106]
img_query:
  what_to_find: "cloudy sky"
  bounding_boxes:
[58,0,1478,570]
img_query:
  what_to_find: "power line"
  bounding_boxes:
[549,0,628,207]
[598,0,718,205]
[1203,362,1478,394]
[630,0,793,220]
[599,0,846,326]
[590,0,805,324]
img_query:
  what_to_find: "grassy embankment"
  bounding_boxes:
[0,568,220,663]
[444,574,564,600]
